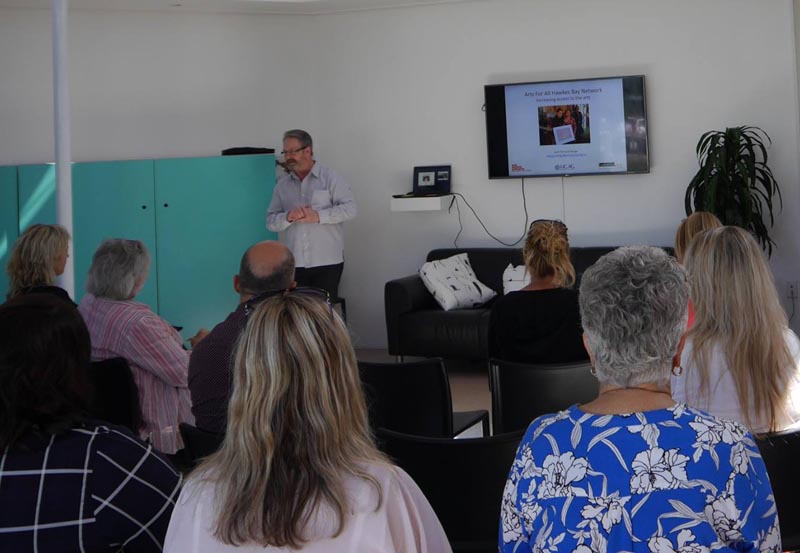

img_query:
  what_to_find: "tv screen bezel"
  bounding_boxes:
[484,74,650,179]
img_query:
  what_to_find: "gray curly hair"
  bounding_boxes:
[579,246,689,387]
[85,239,150,300]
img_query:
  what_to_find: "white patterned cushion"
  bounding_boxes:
[419,253,496,311]
[502,263,531,295]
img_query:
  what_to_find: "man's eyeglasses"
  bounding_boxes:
[280,146,309,156]
[243,286,332,317]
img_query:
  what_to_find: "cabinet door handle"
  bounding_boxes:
[141,205,147,210]
[163,203,169,207]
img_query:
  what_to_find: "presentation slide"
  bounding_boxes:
[504,78,627,176]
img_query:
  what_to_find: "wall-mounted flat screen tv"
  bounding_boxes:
[485,75,649,179]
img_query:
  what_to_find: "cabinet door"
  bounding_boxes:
[18,162,159,310]
[0,166,18,300]
[72,160,158,309]
[154,155,276,338]
[18,164,56,230]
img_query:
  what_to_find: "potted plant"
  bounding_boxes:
[684,126,782,255]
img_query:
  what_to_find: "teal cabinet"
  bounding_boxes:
[7,155,275,337]
[72,160,159,309]
[17,162,159,309]
[154,155,276,336]
[18,164,56,230]
[0,166,19,300]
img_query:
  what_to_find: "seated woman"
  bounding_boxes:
[500,246,778,552]
[0,294,181,552]
[674,226,800,433]
[673,211,722,264]
[674,212,722,328]
[5,223,73,303]
[165,291,451,552]
[78,238,205,454]
[489,219,588,363]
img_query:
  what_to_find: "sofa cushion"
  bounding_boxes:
[399,308,491,359]
[502,263,530,295]
[428,249,524,293]
[419,253,496,311]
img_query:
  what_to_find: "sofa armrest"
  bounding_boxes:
[384,275,436,355]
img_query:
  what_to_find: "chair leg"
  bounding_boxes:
[482,413,490,437]
[396,355,404,363]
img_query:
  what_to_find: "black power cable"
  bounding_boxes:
[448,178,529,247]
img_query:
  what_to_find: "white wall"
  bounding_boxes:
[0,8,311,163]
[2,0,799,347]
[310,0,800,347]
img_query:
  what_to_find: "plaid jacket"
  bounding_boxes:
[0,422,182,552]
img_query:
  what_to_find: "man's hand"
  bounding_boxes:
[189,328,210,348]
[299,206,320,223]
[287,207,305,222]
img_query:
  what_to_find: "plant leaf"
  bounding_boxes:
[686,125,779,256]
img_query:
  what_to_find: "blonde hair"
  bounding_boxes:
[6,224,70,300]
[674,211,722,264]
[524,220,575,287]
[198,293,386,548]
[685,226,793,432]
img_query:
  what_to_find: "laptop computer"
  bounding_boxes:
[393,165,452,198]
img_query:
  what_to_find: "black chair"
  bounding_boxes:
[87,357,144,433]
[332,296,347,322]
[489,358,598,434]
[377,428,524,553]
[179,423,225,468]
[756,428,800,551]
[359,359,489,438]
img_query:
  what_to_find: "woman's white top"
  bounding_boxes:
[673,328,800,433]
[164,462,452,553]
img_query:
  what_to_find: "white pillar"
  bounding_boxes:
[52,0,74,296]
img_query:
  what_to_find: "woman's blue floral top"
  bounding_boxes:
[500,403,780,552]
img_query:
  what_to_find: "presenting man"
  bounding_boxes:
[188,240,295,433]
[266,129,356,298]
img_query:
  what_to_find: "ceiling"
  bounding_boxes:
[0,0,481,15]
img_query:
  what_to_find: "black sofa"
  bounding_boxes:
[384,247,633,361]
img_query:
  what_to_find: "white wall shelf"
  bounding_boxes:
[390,194,452,212]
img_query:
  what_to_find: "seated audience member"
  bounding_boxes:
[489,219,587,363]
[5,223,73,303]
[673,211,722,264]
[500,246,779,552]
[78,238,207,454]
[0,295,181,552]
[166,291,451,552]
[674,211,722,329]
[674,226,800,433]
[189,240,295,434]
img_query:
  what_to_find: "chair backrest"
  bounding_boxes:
[179,423,225,466]
[490,358,599,434]
[755,428,800,550]
[377,428,524,553]
[359,359,454,438]
[87,357,144,433]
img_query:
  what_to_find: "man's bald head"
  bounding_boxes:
[236,241,295,301]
